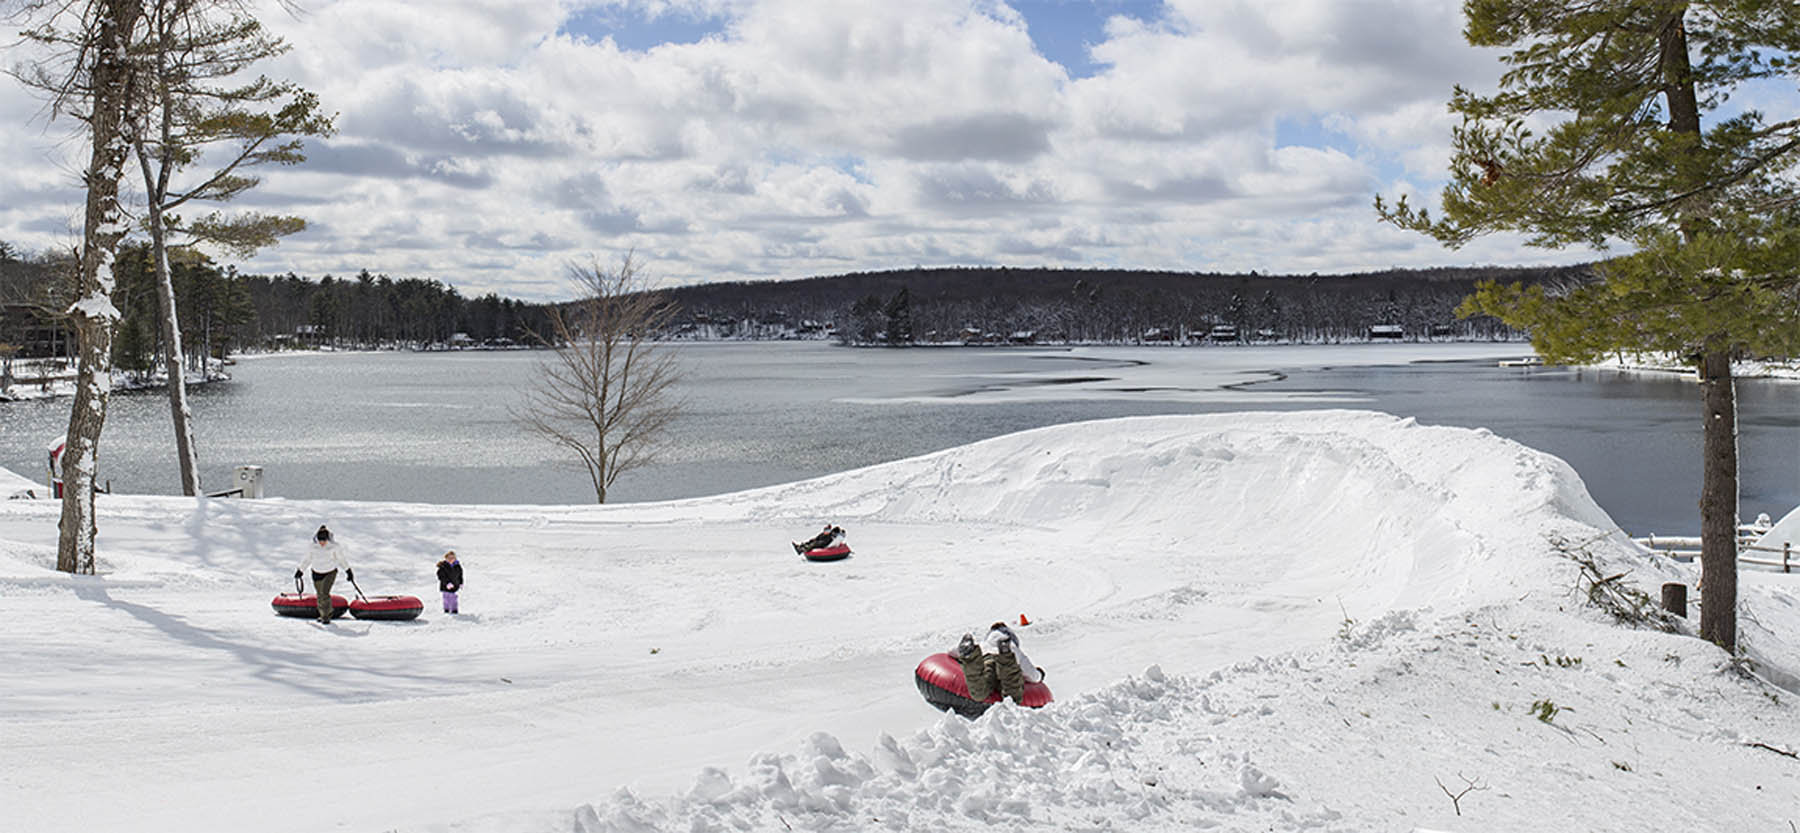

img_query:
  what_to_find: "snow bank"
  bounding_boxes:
[1754,505,1800,554]
[1,465,41,499]
[698,410,1631,613]
[571,602,1798,833]
[1,411,1793,833]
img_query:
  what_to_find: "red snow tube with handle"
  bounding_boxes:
[272,593,348,618]
[914,651,1052,718]
[349,595,423,621]
[803,543,852,562]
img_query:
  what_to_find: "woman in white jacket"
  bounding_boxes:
[294,525,352,623]
[954,622,1044,704]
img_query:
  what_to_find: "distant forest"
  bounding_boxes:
[0,243,552,363]
[659,264,1592,344]
[3,238,1588,365]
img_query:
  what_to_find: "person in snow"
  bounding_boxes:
[954,622,1043,704]
[293,525,351,623]
[436,550,463,614]
[792,524,845,554]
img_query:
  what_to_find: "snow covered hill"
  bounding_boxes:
[2,411,1796,832]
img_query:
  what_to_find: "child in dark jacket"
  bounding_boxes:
[436,551,463,614]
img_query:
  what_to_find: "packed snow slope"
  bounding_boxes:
[3,411,1798,833]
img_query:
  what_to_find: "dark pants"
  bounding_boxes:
[312,570,337,620]
[958,650,1025,703]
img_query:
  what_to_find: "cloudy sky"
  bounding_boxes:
[4,0,1601,301]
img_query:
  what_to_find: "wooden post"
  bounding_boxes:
[1661,583,1688,618]
[1785,542,1791,574]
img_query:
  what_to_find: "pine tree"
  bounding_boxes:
[884,287,914,345]
[132,0,333,495]
[1377,1,1800,651]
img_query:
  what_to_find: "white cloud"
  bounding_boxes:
[0,0,1594,299]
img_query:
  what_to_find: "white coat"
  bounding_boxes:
[298,540,349,576]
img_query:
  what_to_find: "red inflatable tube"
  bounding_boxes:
[914,652,1052,718]
[349,595,424,621]
[803,543,852,562]
[272,593,348,618]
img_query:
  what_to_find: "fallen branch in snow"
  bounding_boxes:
[1553,535,1680,633]
[1746,741,1799,760]
[1435,773,1489,816]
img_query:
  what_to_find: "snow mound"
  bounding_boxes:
[714,410,1631,613]
[1753,504,1800,553]
[569,602,1799,833]
[1,464,42,500]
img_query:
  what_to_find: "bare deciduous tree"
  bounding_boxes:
[516,254,682,504]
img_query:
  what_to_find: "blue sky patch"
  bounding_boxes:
[559,5,729,51]
[1010,0,1164,79]
[1273,114,1358,155]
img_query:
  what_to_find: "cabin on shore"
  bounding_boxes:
[0,304,72,359]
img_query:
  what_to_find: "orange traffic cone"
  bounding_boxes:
[1018,613,1030,626]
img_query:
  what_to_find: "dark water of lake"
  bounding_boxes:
[2,343,1794,535]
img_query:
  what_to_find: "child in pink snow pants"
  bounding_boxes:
[436,551,463,614]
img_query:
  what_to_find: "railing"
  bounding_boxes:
[1633,525,1794,573]
[1738,541,1797,573]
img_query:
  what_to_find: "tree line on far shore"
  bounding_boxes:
[7,246,1586,365]
[657,263,1591,345]
[2,241,554,363]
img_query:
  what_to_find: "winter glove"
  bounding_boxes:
[293,569,303,579]
[446,584,457,592]
[344,569,354,581]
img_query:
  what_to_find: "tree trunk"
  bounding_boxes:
[150,209,201,495]
[1659,11,1737,652]
[137,4,200,496]
[59,0,143,574]
[1697,348,1738,652]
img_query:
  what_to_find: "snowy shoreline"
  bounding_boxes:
[0,360,231,402]
[3,411,1796,832]
[1586,352,1800,380]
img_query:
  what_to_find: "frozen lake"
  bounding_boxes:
[1,341,1795,534]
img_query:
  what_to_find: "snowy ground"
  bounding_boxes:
[4,411,1799,832]
[0,357,229,402]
